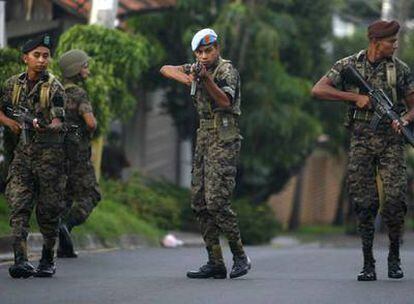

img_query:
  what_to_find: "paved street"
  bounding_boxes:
[1,242,413,304]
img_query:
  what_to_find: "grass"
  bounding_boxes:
[295,225,346,235]
[0,194,161,244]
[72,198,162,244]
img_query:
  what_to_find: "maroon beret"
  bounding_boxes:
[368,20,400,39]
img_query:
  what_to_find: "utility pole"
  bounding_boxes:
[0,1,6,47]
[381,0,395,20]
[89,0,119,180]
[90,0,119,28]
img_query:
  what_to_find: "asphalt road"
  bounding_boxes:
[0,244,413,304]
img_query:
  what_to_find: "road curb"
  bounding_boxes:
[0,231,205,263]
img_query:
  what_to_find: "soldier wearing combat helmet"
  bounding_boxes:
[312,20,414,281]
[0,34,67,278]
[160,28,251,279]
[57,49,101,258]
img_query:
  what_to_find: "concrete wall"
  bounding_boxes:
[124,89,180,183]
[268,149,347,229]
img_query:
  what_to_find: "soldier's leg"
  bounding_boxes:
[5,155,36,278]
[65,156,101,229]
[206,138,250,278]
[33,147,66,277]
[348,138,378,281]
[59,155,101,258]
[187,130,225,279]
[378,141,406,279]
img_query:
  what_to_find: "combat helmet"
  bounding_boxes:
[58,49,89,78]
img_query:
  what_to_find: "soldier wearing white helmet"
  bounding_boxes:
[161,29,250,279]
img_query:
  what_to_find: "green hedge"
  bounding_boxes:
[0,173,281,245]
[102,173,280,244]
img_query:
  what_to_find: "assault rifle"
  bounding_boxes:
[343,65,414,147]
[190,61,203,96]
[6,106,46,145]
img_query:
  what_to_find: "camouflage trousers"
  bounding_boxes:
[348,122,407,249]
[63,145,101,229]
[191,126,244,254]
[6,144,67,250]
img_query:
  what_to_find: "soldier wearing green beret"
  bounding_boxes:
[161,29,251,279]
[312,20,414,281]
[57,49,101,258]
[0,34,67,278]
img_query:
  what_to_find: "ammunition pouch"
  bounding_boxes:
[214,111,241,142]
[199,111,241,142]
[352,109,374,122]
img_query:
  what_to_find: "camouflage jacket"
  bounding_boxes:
[326,50,414,120]
[0,71,66,146]
[63,79,94,147]
[183,57,241,120]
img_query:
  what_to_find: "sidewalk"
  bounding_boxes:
[0,230,205,263]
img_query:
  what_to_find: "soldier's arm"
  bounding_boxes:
[311,76,361,102]
[197,63,233,108]
[83,113,97,132]
[312,59,371,109]
[160,65,194,86]
[400,65,414,123]
[0,110,21,134]
[201,74,231,108]
[77,88,97,132]
[0,82,21,134]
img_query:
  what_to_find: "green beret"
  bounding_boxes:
[22,34,52,54]
[368,20,400,40]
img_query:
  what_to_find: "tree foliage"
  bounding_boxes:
[127,0,331,200]
[0,48,24,85]
[53,25,160,136]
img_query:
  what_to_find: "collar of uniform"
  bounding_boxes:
[207,56,222,73]
[17,72,26,84]
[359,49,394,66]
[20,71,50,84]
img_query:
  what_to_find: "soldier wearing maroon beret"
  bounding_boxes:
[312,20,414,281]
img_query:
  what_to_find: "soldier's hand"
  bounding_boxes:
[355,95,371,109]
[392,118,409,134]
[32,118,46,132]
[46,118,63,132]
[185,74,195,86]
[198,64,208,80]
[6,119,21,134]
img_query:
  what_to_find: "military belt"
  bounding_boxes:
[34,132,64,144]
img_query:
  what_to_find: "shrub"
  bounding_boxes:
[233,199,280,245]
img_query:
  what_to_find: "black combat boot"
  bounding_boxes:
[230,255,251,279]
[34,246,56,278]
[229,240,251,279]
[357,247,376,281]
[388,241,404,279]
[8,241,35,279]
[57,224,77,258]
[187,245,227,279]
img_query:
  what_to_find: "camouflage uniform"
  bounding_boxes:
[1,72,67,254]
[62,80,101,228]
[183,57,246,263]
[326,50,414,251]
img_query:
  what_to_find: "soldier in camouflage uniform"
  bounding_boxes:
[0,35,67,278]
[161,29,251,279]
[57,50,101,258]
[312,20,414,281]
